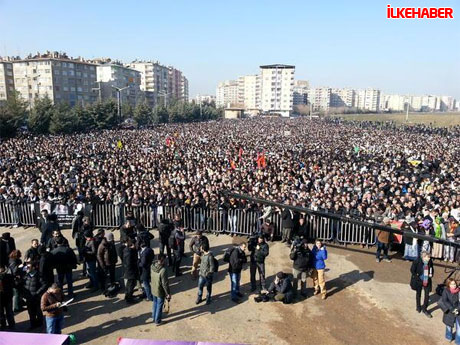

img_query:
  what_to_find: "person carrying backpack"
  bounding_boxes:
[196,242,217,305]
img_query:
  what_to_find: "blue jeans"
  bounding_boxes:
[198,275,213,300]
[86,260,99,289]
[376,240,389,260]
[45,314,64,334]
[142,280,153,301]
[152,296,165,324]
[229,272,241,299]
[57,271,74,296]
[446,318,460,344]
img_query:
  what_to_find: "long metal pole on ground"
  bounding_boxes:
[222,191,460,248]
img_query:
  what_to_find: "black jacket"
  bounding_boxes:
[249,241,269,263]
[158,219,174,245]
[123,247,139,280]
[281,209,294,229]
[23,271,46,299]
[25,247,40,263]
[51,245,78,273]
[0,270,14,299]
[39,252,55,287]
[137,230,154,248]
[228,247,247,274]
[290,246,311,271]
[268,276,293,295]
[120,225,136,243]
[0,235,16,267]
[47,236,70,251]
[441,288,460,328]
[84,238,97,262]
[410,257,434,291]
[139,247,155,281]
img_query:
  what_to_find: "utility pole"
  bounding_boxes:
[309,103,312,120]
[112,86,129,125]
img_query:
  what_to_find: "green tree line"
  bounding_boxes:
[0,91,222,138]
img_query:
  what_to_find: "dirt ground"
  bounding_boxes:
[2,226,455,345]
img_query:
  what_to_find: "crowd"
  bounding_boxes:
[0,208,329,331]
[0,117,459,339]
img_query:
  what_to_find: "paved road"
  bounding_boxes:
[2,226,452,345]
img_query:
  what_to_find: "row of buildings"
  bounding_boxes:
[0,51,189,108]
[215,64,458,116]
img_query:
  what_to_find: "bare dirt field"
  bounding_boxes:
[3,226,455,345]
[330,112,460,127]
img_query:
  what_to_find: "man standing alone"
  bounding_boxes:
[151,254,171,326]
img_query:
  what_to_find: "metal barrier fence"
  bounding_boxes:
[0,201,393,247]
[0,202,36,227]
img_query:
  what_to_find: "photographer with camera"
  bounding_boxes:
[249,235,269,293]
[440,278,460,343]
[267,271,293,304]
[289,238,311,298]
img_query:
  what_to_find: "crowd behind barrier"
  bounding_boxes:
[0,200,393,247]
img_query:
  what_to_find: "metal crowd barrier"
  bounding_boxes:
[337,220,376,245]
[0,202,36,227]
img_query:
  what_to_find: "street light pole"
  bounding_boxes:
[112,86,129,124]
[405,102,409,122]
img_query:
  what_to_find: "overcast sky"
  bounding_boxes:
[1,0,459,99]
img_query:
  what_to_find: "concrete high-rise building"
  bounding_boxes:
[168,67,189,102]
[439,96,454,111]
[409,95,423,111]
[330,88,355,108]
[421,95,439,111]
[355,88,381,111]
[260,64,295,117]
[307,87,331,111]
[11,51,97,107]
[293,80,309,106]
[0,60,15,102]
[195,94,216,104]
[216,80,239,107]
[127,61,188,106]
[237,74,260,110]
[96,62,141,107]
[384,94,409,112]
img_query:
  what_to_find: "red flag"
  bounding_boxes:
[230,160,236,170]
[166,137,171,147]
[239,147,243,158]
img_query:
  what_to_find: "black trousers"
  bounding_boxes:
[250,261,266,291]
[159,243,172,265]
[26,296,43,327]
[416,285,430,311]
[125,279,136,300]
[0,295,15,327]
[173,250,183,276]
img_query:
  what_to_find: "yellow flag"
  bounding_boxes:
[117,140,123,149]
[408,160,421,167]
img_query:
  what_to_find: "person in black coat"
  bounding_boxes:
[23,262,46,329]
[0,232,16,268]
[410,251,434,317]
[440,278,460,342]
[158,218,173,266]
[40,214,59,245]
[24,239,40,264]
[38,245,54,289]
[46,230,70,251]
[83,231,99,291]
[268,271,293,304]
[51,238,77,298]
[0,265,15,329]
[138,241,154,301]
[228,242,247,302]
[172,227,186,277]
[123,239,139,303]
[249,235,269,292]
[281,207,294,244]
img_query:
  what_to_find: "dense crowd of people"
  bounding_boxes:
[0,117,459,339]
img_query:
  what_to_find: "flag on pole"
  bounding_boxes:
[117,140,123,149]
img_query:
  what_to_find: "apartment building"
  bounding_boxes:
[330,88,355,108]
[307,87,331,111]
[216,80,239,107]
[260,64,295,117]
[195,94,216,104]
[237,74,260,110]
[355,88,381,112]
[96,62,142,106]
[0,60,15,102]
[181,75,189,103]
[11,52,97,107]
[293,80,309,105]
